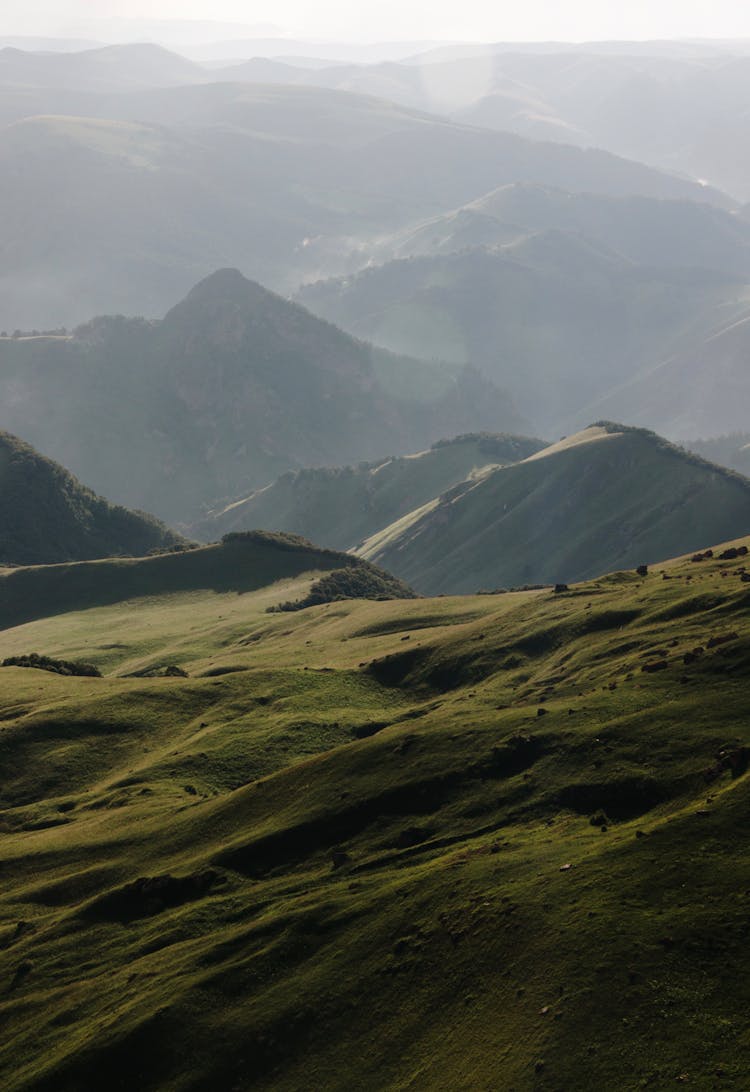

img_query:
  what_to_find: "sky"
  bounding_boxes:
[8,0,750,43]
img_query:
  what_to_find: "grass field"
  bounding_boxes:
[0,539,749,1089]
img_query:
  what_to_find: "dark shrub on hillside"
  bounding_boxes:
[2,653,101,677]
[271,565,417,612]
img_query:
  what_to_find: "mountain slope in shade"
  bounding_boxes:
[0,431,182,565]
[296,239,748,432]
[575,312,750,439]
[0,270,522,524]
[358,423,750,594]
[190,432,546,548]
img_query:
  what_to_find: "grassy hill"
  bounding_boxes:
[0,530,750,1087]
[358,423,750,594]
[297,240,750,432]
[0,531,415,632]
[191,433,545,548]
[0,270,521,523]
[0,431,182,565]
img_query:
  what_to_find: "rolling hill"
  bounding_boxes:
[296,238,750,432]
[0,525,749,1087]
[357,423,750,594]
[0,269,520,523]
[191,432,545,548]
[0,530,415,632]
[0,430,182,565]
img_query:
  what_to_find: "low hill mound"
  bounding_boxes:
[0,431,182,565]
[358,423,750,593]
[0,531,414,631]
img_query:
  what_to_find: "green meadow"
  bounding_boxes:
[0,539,749,1089]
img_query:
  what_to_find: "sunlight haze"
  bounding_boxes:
[11,0,750,42]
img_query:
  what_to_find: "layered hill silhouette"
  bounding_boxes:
[357,424,750,593]
[297,237,747,432]
[375,182,750,275]
[191,433,544,548]
[0,431,181,565]
[0,270,520,523]
[0,78,734,327]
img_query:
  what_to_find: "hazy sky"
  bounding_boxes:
[10,0,750,42]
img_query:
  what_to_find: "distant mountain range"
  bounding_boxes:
[0,431,181,565]
[0,51,735,327]
[0,270,520,523]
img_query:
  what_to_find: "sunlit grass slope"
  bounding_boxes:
[1,538,750,1089]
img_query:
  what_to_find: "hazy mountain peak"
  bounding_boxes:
[181,267,256,303]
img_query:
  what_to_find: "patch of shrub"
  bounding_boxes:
[2,653,101,677]
[270,565,417,613]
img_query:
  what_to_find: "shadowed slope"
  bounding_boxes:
[0,430,182,565]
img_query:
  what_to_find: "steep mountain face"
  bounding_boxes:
[190,433,546,547]
[0,80,734,327]
[297,239,748,433]
[0,431,182,565]
[358,424,750,594]
[574,312,750,439]
[0,270,521,523]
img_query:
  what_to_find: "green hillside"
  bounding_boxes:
[359,423,750,594]
[0,531,750,1088]
[0,531,415,632]
[192,433,545,548]
[0,431,182,565]
[0,270,521,523]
